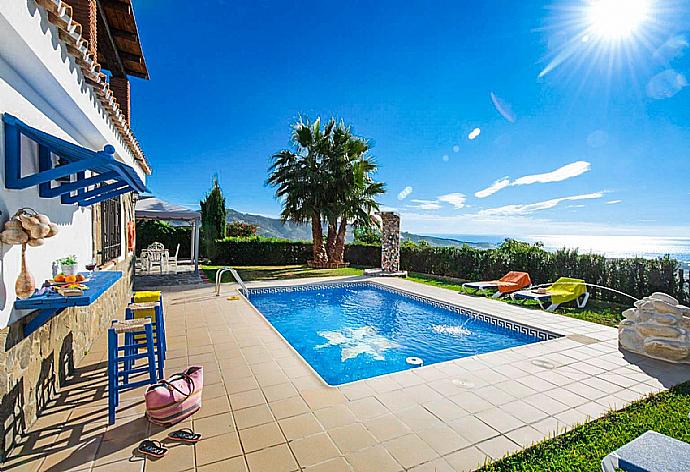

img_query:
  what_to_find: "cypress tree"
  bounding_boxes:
[200,175,227,256]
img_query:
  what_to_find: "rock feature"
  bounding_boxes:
[618,292,690,363]
[364,212,407,277]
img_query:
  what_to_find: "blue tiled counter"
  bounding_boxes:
[14,271,123,336]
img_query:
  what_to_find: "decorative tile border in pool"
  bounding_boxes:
[247,281,562,342]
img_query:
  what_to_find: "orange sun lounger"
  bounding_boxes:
[462,271,532,297]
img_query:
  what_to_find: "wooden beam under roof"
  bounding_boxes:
[111,27,137,41]
[95,0,126,77]
[100,0,130,14]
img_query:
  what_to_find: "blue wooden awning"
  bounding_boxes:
[3,113,148,206]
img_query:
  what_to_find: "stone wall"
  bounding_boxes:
[380,212,401,273]
[0,257,134,461]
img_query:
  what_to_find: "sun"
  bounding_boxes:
[587,0,650,39]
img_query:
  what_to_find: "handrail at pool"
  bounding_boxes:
[215,267,247,297]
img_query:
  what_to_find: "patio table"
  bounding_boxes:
[14,271,123,337]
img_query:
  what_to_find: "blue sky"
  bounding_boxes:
[131,0,690,238]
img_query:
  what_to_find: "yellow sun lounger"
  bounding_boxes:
[511,277,589,312]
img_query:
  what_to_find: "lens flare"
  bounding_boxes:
[587,0,650,39]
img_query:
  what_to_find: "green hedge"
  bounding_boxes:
[136,221,191,257]
[210,238,380,266]
[209,238,685,303]
[399,240,684,303]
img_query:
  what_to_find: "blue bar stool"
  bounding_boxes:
[131,290,167,354]
[107,319,158,425]
[126,300,166,379]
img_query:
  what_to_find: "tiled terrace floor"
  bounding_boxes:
[5,276,690,471]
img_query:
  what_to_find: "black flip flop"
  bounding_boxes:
[137,440,168,458]
[167,428,201,444]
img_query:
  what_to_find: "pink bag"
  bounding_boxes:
[145,366,203,426]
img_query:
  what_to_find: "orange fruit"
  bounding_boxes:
[65,275,77,283]
[75,274,85,282]
[54,274,65,282]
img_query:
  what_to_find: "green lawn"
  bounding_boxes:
[479,381,690,471]
[202,264,364,283]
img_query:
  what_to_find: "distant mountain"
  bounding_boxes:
[226,208,490,248]
[226,209,313,240]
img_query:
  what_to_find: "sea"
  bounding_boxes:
[430,234,690,270]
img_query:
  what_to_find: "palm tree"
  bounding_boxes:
[267,117,333,264]
[323,123,385,263]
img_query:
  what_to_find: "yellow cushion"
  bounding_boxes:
[134,291,161,303]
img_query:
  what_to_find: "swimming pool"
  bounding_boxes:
[248,282,557,385]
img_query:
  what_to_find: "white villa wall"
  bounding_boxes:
[0,1,146,329]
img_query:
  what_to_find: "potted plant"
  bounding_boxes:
[59,255,78,276]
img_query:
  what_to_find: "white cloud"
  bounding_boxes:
[606,200,623,205]
[477,192,604,217]
[474,177,510,199]
[474,161,591,198]
[437,193,466,209]
[397,186,413,200]
[468,128,481,140]
[512,161,591,186]
[407,199,442,210]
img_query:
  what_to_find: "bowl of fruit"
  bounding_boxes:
[52,273,89,285]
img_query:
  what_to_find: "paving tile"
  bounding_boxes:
[305,456,353,471]
[197,396,232,419]
[289,432,341,467]
[397,405,443,431]
[349,397,388,421]
[501,400,549,423]
[301,388,348,410]
[408,458,455,472]
[269,396,310,420]
[197,456,247,472]
[245,444,298,472]
[417,423,470,455]
[505,425,545,448]
[543,388,588,407]
[262,383,299,403]
[448,415,499,444]
[195,432,243,466]
[476,435,521,460]
[346,445,403,472]
[448,391,493,414]
[474,385,517,406]
[474,408,525,433]
[278,413,324,440]
[364,414,411,442]
[522,393,569,415]
[314,404,357,429]
[445,446,490,472]
[193,412,235,438]
[384,433,439,468]
[328,423,378,453]
[234,404,275,430]
[422,398,468,422]
[146,443,195,472]
[230,389,267,411]
[239,422,286,453]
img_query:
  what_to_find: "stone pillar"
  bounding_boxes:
[109,76,131,125]
[380,212,401,273]
[71,0,97,56]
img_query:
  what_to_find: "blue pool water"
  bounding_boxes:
[249,283,542,385]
